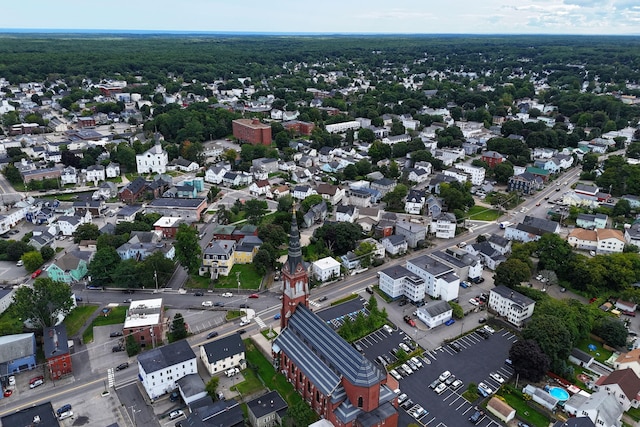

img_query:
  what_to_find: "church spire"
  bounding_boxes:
[285,210,303,274]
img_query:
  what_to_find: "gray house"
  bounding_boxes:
[395,221,427,248]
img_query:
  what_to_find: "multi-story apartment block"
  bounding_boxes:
[488,285,535,327]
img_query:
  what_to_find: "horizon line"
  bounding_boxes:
[0,28,638,37]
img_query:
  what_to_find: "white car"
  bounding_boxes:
[169,410,184,420]
[8,376,15,386]
[202,301,213,307]
[490,372,505,384]
[434,383,447,394]
[438,370,451,382]
[399,343,410,352]
[58,411,73,420]
[410,357,423,368]
[469,298,480,307]
[389,370,402,381]
[221,292,233,298]
[397,393,408,404]
[478,382,493,395]
[239,318,250,326]
[401,364,413,375]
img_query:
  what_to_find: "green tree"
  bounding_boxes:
[592,317,628,347]
[253,249,272,275]
[522,314,573,372]
[40,246,55,262]
[354,241,375,268]
[285,400,318,427]
[169,313,188,342]
[582,153,599,172]
[301,194,324,212]
[536,233,574,273]
[12,278,74,328]
[382,184,408,212]
[88,246,122,286]
[174,224,202,274]
[613,199,631,217]
[2,163,22,184]
[126,334,141,357]
[493,258,531,288]
[313,222,363,255]
[493,162,514,184]
[358,128,375,143]
[449,301,464,319]
[111,259,140,289]
[21,251,43,273]
[343,164,358,180]
[508,339,550,382]
[114,143,136,172]
[244,199,268,224]
[368,141,392,163]
[277,195,294,213]
[73,223,100,243]
[205,376,220,399]
[6,241,34,261]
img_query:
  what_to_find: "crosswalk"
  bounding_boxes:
[254,316,266,329]
[309,300,321,308]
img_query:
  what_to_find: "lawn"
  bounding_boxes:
[233,366,264,395]
[465,206,501,221]
[498,385,550,427]
[82,306,128,344]
[214,264,262,289]
[330,293,359,306]
[576,337,613,364]
[186,274,210,289]
[626,406,640,422]
[226,310,243,321]
[63,305,99,337]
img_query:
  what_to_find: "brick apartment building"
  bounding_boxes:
[232,119,272,145]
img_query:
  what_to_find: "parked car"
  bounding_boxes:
[469,409,484,422]
[490,372,505,383]
[438,370,451,382]
[169,391,180,402]
[214,302,224,307]
[449,342,462,352]
[221,292,233,298]
[116,362,129,371]
[623,311,636,317]
[445,318,455,326]
[8,376,15,386]
[16,260,23,267]
[444,375,456,386]
[469,298,480,306]
[112,345,124,352]
[365,286,374,294]
[58,411,73,420]
[169,410,184,420]
[477,382,492,397]
[400,398,414,409]
[206,331,219,339]
[248,293,259,298]
[401,364,413,375]
[31,269,42,279]
[109,331,123,337]
[410,357,423,368]
[429,379,440,389]
[399,342,410,352]
[397,393,408,404]
[460,281,469,288]
[194,291,204,296]
[450,379,463,390]
[389,370,402,381]
[434,383,447,394]
[3,389,12,397]
[29,376,44,389]
[56,404,72,416]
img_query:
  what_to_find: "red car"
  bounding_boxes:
[31,269,42,279]
[3,389,12,397]
[248,293,259,299]
[623,311,636,317]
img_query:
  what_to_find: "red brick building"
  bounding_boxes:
[123,298,165,348]
[283,120,315,136]
[43,325,72,380]
[78,117,96,128]
[273,216,398,427]
[232,118,272,145]
[481,151,505,168]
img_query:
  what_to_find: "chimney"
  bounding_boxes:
[252,119,260,125]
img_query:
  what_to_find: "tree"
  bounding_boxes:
[582,153,599,172]
[354,241,375,268]
[613,199,631,217]
[536,233,574,273]
[382,184,408,212]
[126,334,140,357]
[313,222,363,255]
[343,164,358,180]
[169,313,188,342]
[111,259,141,289]
[368,141,392,163]
[301,194,324,213]
[88,246,122,286]
[244,199,268,224]
[592,317,628,347]
[12,278,74,328]
[358,128,375,143]
[522,314,573,372]
[449,301,464,319]
[285,400,317,427]
[73,223,100,243]
[277,195,294,213]
[509,339,550,382]
[253,249,272,275]
[174,224,202,274]
[2,163,23,184]
[493,162,514,184]
[40,246,55,262]
[205,376,220,399]
[21,251,43,273]
[493,258,531,288]
[114,144,136,172]
[7,241,35,261]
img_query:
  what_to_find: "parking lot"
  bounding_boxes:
[393,326,518,426]
[355,325,423,371]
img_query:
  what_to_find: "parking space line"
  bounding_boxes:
[424,416,436,425]
[447,394,464,406]
[441,391,455,401]
[456,400,469,411]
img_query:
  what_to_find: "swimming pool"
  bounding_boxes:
[548,386,569,401]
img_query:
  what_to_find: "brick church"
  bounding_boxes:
[272,215,398,427]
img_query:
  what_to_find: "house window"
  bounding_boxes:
[307,381,311,393]
[358,396,363,407]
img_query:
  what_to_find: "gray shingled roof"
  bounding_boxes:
[201,333,245,364]
[138,340,195,373]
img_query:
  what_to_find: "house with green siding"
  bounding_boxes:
[45,251,91,284]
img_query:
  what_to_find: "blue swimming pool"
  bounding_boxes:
[548,386,569,401]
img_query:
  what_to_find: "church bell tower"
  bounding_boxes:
[280,212,309,328]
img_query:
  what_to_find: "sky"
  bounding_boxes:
[2,0,639,35]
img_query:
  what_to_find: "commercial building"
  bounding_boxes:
[123,298,164,348]
[232,119,272,145]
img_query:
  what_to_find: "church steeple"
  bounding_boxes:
[280,210,309,328]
